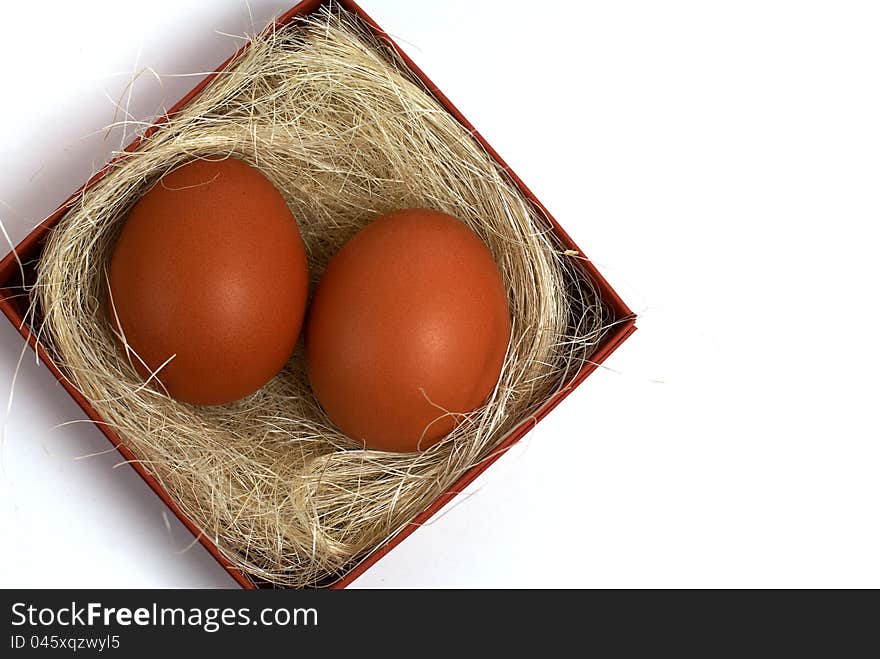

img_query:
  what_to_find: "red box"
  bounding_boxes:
[0,0,636,588]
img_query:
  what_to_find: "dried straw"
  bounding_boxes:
[31,5,608,587]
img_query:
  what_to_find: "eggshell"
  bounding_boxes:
[305,209,511,452]
[108,158,308,405]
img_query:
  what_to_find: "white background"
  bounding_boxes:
[0,0,878,588]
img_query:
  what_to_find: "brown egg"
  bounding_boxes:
[108,158,308,405]
[305,209,511,452]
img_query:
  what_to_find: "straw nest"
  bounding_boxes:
[31,5,609,587]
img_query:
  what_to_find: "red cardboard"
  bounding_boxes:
[0,0,636,588]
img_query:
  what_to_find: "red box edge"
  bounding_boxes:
[0,0,637,589]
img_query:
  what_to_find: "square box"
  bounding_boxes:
[0,0,636,588]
